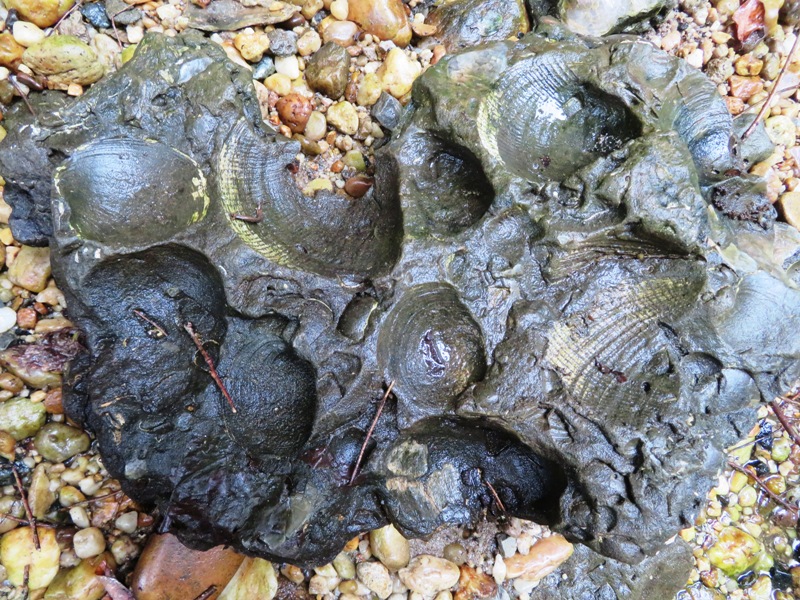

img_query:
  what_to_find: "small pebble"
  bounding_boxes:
[73,527,106,558]
[275,54,300,79]
[81,2,111,29]
[398,555,460,596]
[0,306,17,333]
[12,21,45,47]
[326,100,359,134]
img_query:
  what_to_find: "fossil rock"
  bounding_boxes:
[1,24,799,600]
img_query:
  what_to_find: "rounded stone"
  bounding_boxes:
[33,422,91,462]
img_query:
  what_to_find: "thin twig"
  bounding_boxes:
[107,6,133,51]
[132,309,167,338]
[184,322,237,413]
[21,564,29,600]
[770,399,800,447]
[193,585,218,600]
[349,381,395,485]
[734,84,800,118]
[12,465,39,550]
[728,460,799,516]
[230,203,264,223]
[8,74,36,118]
[484,479,506,512]
[742,31,800,139]
[58,490,123,510]
[48,0,83,35]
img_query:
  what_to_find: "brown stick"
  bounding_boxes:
[21,564,30,600]
[193,585,218,600]
[184,322,237,413]
[12,466,39,551]
[728,460,799,516]
[484,479,506,512]
[230,203,264,223]
[48,0,83,34]
[8,74,36,118]
[742,31,800,139]
[770,399,800,447]
[58,490,123,510]
[133,309,167,338]
[349,381,395,485]
[107,6,134,51]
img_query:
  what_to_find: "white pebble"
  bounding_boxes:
[12,21,45,47]
[114,511,138,534]
[68,506,90,529]
[0,307,16,333]
[78,477,101,495]
[330,0,348,20]
[73,527,106,558]
[126,24,144,44]
[275,55,300,79]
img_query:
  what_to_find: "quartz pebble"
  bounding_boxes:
[321,19,359,47]
[115,511,139,534]
[502,534,574,582]
[218,557,277,599]
[5,0,75,28]
[0,306,17,333]
[12,21,45,47]
[0,526,60,588]
[357,560,393,599]
[376,47,421,99]
[346,0,410,46]
[297,29,321,56]
[73,527,106,559]
[275,54,300,79]
[398,555,460,596]
[304,111,327,141]
[326,100,359,134]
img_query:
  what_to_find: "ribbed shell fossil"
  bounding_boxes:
[217,119,402,278]
[477,54,642,182]
[0,22,798,600]
[378,283,486,415]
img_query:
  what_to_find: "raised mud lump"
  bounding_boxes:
[1,24,799,600]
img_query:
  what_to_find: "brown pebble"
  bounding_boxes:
[455,565,496,600]
[280,12,306,29]
[130,533,244,600]
[16,307,37,330]
[43,389,63,414]
[0,372,23,393]
[431,44,446,65]
[138,513,155,528]
[331,160,344,173]
[724,95,745,115]
[344,175,373,198]
[729,75,763,100]
[276,93,313,134]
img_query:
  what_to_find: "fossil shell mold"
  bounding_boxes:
[0,19,799,600]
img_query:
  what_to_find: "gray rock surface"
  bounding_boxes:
[0,25,798,599]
